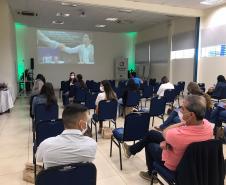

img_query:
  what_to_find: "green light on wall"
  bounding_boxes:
[126,32,137,71]
[15,22,26,80]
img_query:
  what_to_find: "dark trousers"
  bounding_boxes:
[129,130,165,174]
[159,110,180,130]
[210,106,226,126]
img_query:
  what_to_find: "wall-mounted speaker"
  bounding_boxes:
[30,58,34,70]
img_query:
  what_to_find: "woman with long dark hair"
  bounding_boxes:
[31,74,46,96]
[32,82,57,116]
[95,80,117,133]
[62,72,77,106]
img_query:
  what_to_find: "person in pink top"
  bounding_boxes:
[123,95,213,182]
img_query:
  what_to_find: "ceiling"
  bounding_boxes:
[7,0,226,32]
[126,0,226,9]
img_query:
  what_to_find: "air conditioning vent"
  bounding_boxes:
[17,11,38,16]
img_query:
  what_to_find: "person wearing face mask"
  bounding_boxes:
[62,72,77,106]
[94,80,117,133]
[36,103,97,169]
[154,82,212,131]
[122,95,213,181]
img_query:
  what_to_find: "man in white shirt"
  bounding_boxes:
[36,104,97,169]
[157,76,174,97]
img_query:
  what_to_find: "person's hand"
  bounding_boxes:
[58,43,65,50]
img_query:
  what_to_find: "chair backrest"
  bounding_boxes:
[174,84,181,96]
[109,80,116,88]
[90,82,100,93]
[36,119,64,147]
[36,163,97,185]
[142,85,154,98]
[164,89,176,103]
[123,112,150,141]
[149,78,157,86]
[98,99,118,121]
[85,93,97,110]
[177,81,185,92]
[153,83,160,94]
[74,87,87,103]
[118,80,127,89]
[149,96,166,116]
[115,87,124,99]
[126,90,140,107]
[176,139,225,185]
[34,103,58,123]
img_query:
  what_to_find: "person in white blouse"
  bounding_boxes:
[95,80,117,133]
[157,76,174,97]
[37,31,94,64]
[36,104,97,169]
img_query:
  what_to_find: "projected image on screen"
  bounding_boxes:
[37,30,94,64]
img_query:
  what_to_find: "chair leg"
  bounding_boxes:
[152,117,155,127]
[110,136,113,157]
[119,142,123,170]
[95,122,97,142]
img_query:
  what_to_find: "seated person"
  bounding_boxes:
[36,104,97,169]
[119,79,140,116]
[130,72,143,88]
[95,80,117,133]
[157,76,174,97]
[62,72,77,106]
[207,75,226,97]
[156,82,212,131]
[210,102,226,127]
[31,74,46,96]
[76,74,87,89]
[123,95,213,181]
[32,82,57,116]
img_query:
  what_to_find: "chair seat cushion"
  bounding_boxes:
[153,162,175,183]
[112,128,124,141]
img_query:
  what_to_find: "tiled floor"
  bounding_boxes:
[0,96,225,185]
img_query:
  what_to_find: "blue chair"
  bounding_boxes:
[85,93,97,114]
[115,87,124,99]
[126,90,140,107]
[59,81,66,98]
[91,99,118,141]
[150,139,225,185]
[118,80,127,89]
[174,84,181,106]
[90,82,100,93]
[74,87,87,103]
[141,96,166,127]
[153,83,160,94]
[141,85,154,107]
[109,80,116,88]
[34,119,64,179]
[36,162,97,185]
[34,103,59,124]
[177,81,185,96]
[164,89,177,109]
[110,113,150,170]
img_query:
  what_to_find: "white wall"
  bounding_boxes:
[0,0,17,100]
[136,17,195,84]
[17,27,130,88]
[198,5,226,88]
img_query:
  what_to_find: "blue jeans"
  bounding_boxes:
[159,110,180,130]
[210,106,226,126]
[129,130,165,174]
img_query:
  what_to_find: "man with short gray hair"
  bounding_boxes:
[123,95,213,181]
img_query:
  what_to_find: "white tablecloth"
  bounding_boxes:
[0,89,14,113]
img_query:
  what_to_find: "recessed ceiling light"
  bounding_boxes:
[105,17,118,22]
[61,2,71,6]
[52,20,64,24]
[71,4,77,7]
[56,12,70,17]
[63,13,70,17]
[200,0,223,5]
[95,24,106,28]
[119,9,133,13]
